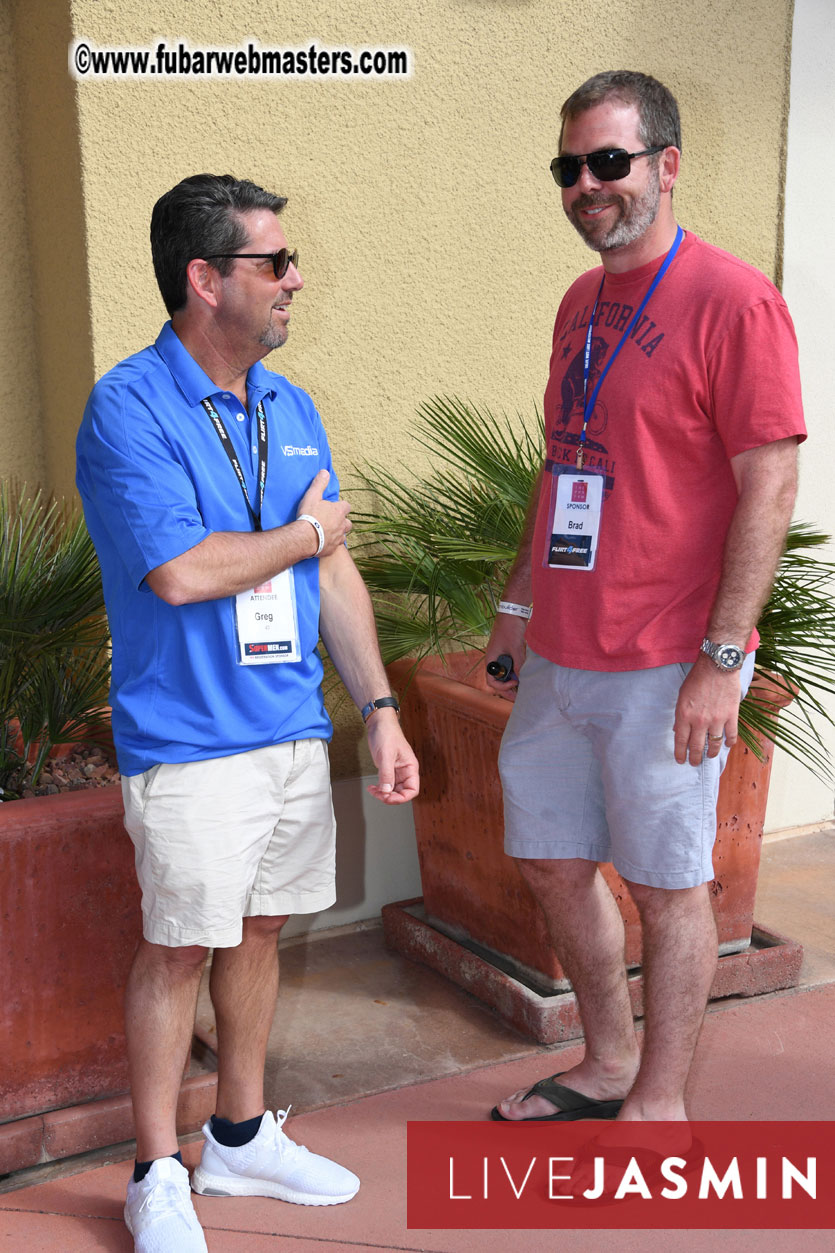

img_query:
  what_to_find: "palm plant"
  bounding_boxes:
[0,482,112,799]
[352,396,835,781]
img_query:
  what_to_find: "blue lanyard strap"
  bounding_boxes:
[578,224,684,467]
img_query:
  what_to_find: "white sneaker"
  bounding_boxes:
[191,1108,360,1205]
[124,1157,208,1252]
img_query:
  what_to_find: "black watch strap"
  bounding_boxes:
[360,695,400,723]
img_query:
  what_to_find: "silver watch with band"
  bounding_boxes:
[700,638,746,672]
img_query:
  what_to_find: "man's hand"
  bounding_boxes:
[673,655,742,766]
[485,612,528,702]
[145,468,353,604]
[365,709,420,804]
[298,469,353,557]
[672,438,796,767]
[318,545,419,803]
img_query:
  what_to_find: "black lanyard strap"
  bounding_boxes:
[201,396,268,532]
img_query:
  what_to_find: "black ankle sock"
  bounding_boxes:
[133,1150,183,1183]
[210,1111,265,1148]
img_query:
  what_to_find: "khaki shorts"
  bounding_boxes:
[499,649,755,889]
[122,739,336,948]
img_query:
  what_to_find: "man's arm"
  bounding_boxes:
[318,544,420,805]
[145,469,350,603]
[673,437,798,766]
[484,467,543,702]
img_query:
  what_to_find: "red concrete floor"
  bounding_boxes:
[1,828,833,1250]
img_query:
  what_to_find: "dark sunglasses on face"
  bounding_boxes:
[550,146,666,188]
[203,248,299,279]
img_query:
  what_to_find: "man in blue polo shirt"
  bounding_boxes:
[76,174,419,1253]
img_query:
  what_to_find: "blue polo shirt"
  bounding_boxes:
[76,322,340,776]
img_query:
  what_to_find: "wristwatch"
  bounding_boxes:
[360,696,400,723]
[700,638,746,672]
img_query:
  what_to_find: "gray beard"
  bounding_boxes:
[259,324,288,350]
[571,177,661,254]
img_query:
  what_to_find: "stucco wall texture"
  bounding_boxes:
[0,0,44,486]
[6,0,94,496]
[5,0,794,776]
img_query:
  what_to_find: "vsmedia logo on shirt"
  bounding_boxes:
[282,444,318,456]
[571,480,588,503]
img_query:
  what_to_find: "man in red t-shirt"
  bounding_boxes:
[486,71,805,1125]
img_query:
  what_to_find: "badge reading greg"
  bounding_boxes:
[546,472,604,570]
[235,568,301,664]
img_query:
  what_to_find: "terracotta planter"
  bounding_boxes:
[0,783,140,1122]
[388,652,791,991]
[0,768,220,1176]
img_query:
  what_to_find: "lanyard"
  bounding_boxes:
[201,396,268,532]
[578,224,684,468]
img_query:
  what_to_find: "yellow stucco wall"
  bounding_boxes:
[0,0,45,486]
[5,0,794,775]
[7,0,94,496]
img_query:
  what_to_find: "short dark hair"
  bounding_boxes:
[150,174,287,315]
[560,71,682,153]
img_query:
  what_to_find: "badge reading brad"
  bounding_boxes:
[546,471,604,570]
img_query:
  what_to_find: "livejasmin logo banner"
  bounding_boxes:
[407,1122,833,1230]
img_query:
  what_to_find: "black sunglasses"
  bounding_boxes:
[203,248,299,279]
[550,146,665,189]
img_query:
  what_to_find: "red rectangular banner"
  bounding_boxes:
[407,1121,834,1229]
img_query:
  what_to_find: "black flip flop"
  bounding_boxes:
[490,1072,624,1122]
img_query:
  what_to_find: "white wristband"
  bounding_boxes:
[297,513,325,556]
[498,600,532,620]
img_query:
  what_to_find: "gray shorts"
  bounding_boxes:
[499,649,756,889]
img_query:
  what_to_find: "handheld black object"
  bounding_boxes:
[486,653,517,683]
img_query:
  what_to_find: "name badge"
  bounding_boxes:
[235,568,301,664]
[544,469,604,571]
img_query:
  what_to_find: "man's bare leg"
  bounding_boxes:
[209,914,289,1123]
[618,881,717,1121]
[126,940,209,1161]
[496,858,640,1119]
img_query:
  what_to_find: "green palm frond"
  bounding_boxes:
[350,397,835,783]
[0,482,111,796]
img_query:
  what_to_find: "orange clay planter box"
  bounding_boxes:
[0,759,216,1175]
[0,785,137,1117]
[386,652,796,994]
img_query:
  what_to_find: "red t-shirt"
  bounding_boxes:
[527,232,806,672]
